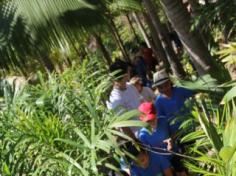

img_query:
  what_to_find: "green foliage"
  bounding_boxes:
[192,0,236,42]
[218,43,236,103]
[181,96,236,175]
[108,0,142,12]
[0,59,144,175]
[218,43,236,68]
[0,0,107,74]
[174,74,221,92]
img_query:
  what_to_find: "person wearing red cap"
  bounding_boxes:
[138,102,188,176]
[138,102,172,153]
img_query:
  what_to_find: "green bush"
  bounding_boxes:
[0,59,145,175]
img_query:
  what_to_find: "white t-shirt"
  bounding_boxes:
[140,87,156,102]
[107,83,140,111]
[107,83,141,134]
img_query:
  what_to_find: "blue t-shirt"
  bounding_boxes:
[154,87,194,134]
[139,117,170,150]
[130,153,171,176]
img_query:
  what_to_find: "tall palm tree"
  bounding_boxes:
[0,0,105,74]
[159,0,215,75]
[0,0,147,74]
[142,0,186,78]
[142,12,170,69]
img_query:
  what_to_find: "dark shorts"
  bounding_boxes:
[171,155,186,172]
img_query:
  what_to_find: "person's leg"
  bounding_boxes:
[171,155,188,176]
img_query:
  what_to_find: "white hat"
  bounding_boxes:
[152,69,169,88]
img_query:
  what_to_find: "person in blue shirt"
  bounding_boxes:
[152,69,194,134]
[138,102,188,176]
[138,102,172,153]
[122,142,173,176]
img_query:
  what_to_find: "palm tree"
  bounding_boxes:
[0,0,150,74]
[159,0,215,76]
[0,0,106,74]
[142,12,170,68]
[131,12,149,46]
[142,0,186,78]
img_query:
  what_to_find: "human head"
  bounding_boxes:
[130,76,143,93]
[152,69,172,96]
[109,59,129,90]
[138,102,157,129]
[123,142,149,169]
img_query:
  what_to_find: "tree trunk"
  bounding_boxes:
[187,0,209,47]
[160,0,214,75]
[94,34,112,65]
[109,18,131,62]
[142,0,186,78]
[125,13,140,43]
[142,12,169,68]
[132,12,151,48]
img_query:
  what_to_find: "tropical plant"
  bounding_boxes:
[193,0,236,44]
[180,94,236,175]
[0,58,146,175]
[159,0,216,76]
[0,0,145,74]
[217,42,236,102]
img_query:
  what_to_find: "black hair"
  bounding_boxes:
[109,59,128,79]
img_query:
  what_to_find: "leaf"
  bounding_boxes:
[54,138,84,149]
[96,140,112,153]
[181,130,205,143]
[197,104,223,152]
[222,86,236,103]
[74,128,91,148]
[56,152,89,175]
[174,74,221,92]
[219,146,235,162]
[109,120,148,128]
[114,110,140,122]
[108,129,133,141]
[2,162,11,176]
[104,163,120,173]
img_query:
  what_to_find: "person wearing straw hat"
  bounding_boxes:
[152,69,194,135]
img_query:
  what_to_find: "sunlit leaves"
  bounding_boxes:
[0,59,145,175]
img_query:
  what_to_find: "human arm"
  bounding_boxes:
[138,130,149,146]
[177,87,195,99]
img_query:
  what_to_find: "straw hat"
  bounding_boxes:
[152,69,169,88]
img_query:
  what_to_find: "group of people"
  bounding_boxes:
[106,45,195,176]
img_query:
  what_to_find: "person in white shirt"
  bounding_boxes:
[130,76,156,103]
[106,59,141,139]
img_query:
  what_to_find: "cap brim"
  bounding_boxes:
[140,114,156,122]
[152,78,169,88]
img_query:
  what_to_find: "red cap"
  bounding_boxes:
[138,102,156,122]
